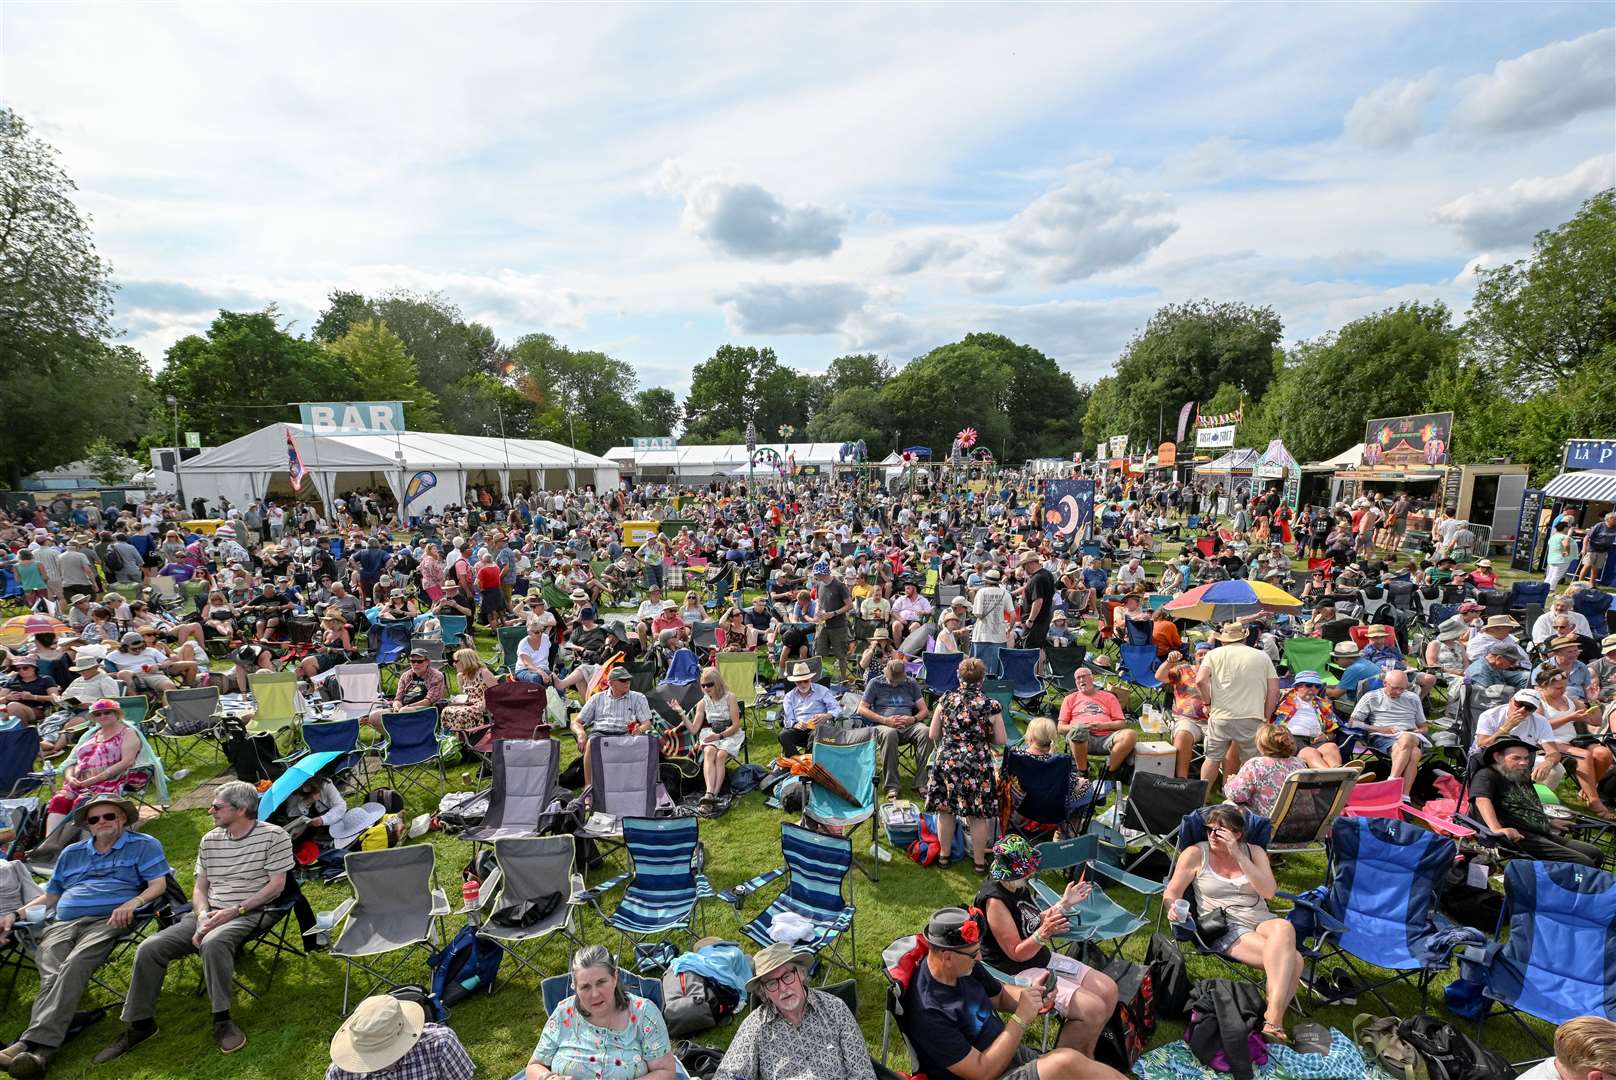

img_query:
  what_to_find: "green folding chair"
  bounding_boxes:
[1282,636,1337,684]
[247,671,300,743]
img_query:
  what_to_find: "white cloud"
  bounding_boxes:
[1344,75,1438,150]
[1431,154,1616,248]
[716,282,872,335]
[1454,28,1616,137]
[1002,162,1178,283]
[663,166,846,261]
[885,235,974,274]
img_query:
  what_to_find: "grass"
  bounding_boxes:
[2,539,1582,1078]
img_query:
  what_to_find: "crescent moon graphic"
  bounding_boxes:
[1059,495,1081,536]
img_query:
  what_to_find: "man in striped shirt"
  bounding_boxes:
[95,780,293,1063]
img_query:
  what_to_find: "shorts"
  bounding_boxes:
[1204,716,1262,764]
[998,1045,1042,1080]
[1172,716,1204,744]
[62,584,93,601]
[1023,624,1051,650]
[1018,963,1093,1018]
[1586,548,1610,574]
[814,623,851,659]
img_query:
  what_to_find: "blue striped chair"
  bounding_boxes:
[720,823,856,977]
[580,817,713,952]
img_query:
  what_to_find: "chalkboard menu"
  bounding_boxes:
[1442,469,1462,514]
[1512,488,1545,571]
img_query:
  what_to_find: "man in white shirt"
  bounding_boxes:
[1347,670,1427,795]
[971,568,1013,676]
[1531,596,1593,645]
[1115,558,1147,592]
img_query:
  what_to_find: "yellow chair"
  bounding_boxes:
[247,670,300,742]
[715,650,761,747]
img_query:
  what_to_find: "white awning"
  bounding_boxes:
[1544,470,1616,504]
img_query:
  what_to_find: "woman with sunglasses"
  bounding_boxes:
[714,607,757,652]
[669,667,743,816]
[42,698,150,835]
[1534,665,1614,813]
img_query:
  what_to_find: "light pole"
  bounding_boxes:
[567,410,579,491]
[166,394,184,511]
[744,420,757,516]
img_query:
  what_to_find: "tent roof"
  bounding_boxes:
[1195,449,1261,473]
[603,442,849,469]
[184,423,615,474]
[1302,443,1367,472]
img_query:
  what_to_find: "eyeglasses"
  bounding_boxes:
[761,966,801,992]
[85,812,121,824]
[951,947,982,960]
[209,802,232,811]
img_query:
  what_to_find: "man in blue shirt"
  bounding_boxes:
[2,795,170,1075]
[1468,638,1530,693]
[351,538,392,601]
[856,658,931,800]
[780,662,842,758]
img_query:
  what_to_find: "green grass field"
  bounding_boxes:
[1,560,1569,1078]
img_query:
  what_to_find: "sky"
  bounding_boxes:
[5,2,1614,398]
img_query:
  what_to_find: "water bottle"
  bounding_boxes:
[461,876,480,909]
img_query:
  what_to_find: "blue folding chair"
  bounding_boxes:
[803,728,883,881]
[437,614,469,649]
[510,977,684,1080]
[720,822,856,976]
[1286,815,1458,1013]
[1118,644,1165,705]
[0,568,19,599]
[1471,859,1616,1058]
[1574,587,1614,630]
[1032,832,1162,957]
[378,707,444,804]
[580,816,713,951]
[373,619,415,691]
[0,726,45,799]
[999,648,1043,704]
[921,651,963,695]
[1122,619,1155,648]
[664,648,700,686]
[297,717,365,787]
[1506,581,1550,612]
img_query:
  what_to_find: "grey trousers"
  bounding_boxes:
[22,916,131,1048]
[122,911,270,1021]
[873,722,933,794]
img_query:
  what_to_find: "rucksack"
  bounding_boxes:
[219,719,285,784]
[389,983,446,1023]
[1396,1016,1512,1080]
[1093,956,1154,1072]
[1147,933,1191,1021]
[366,787,405,814]
[661,970,739,1037]
[674,1042,727,1080]
[428,923,503,1009]
[103,546,124,574]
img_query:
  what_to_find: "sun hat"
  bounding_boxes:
[744,941,811,996]
[1332,640,1360,658]
[813,561,831,576]
[569,588,589,602]
[11,655,37,669]
[329,994,426,1073]
[989,834,1041,881]
[71,794,139,830]
[1018,550,1041,566]
[88,698,122,714]
[1437,616,1466,642]
[1216,621,1247,643]
[785,661,816,683]
[69,655,103,672]
[1365,625,1392,638]
[607,665,631,682]
[1484,615,1519,630]
[1550,634,1581,652]
[1602,633,1616,654]
[1480,736,1536,766]
[871,628,890,641]
[1512,689,1544,710]
[329,802,388,848]
[662,600,678,611]
[1292,670,1325,687]
[1485,638,1519,659]
[1458,601,1484,614]
[1476,559,1493,568]
[119,631,145,647]
[922,907,982,951]
[984,568,1002,581]
[942,610,961,625]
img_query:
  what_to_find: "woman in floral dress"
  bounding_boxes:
[924,657,1007,873]
[439,648,498,734]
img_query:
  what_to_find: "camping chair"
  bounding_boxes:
[982,678,1028,746]
[372,619,416,690]
[326,663,382,723]
[715,650,761,739]
[1281,637,1336,683]
[624,653,659,696]
[921,651,963,695]
[247,670,300,743]
[1470,859,1616,1060]
[998,648,1044,706]
[1286,814,1460,1013]
[1117,643,1165,705]
[1507,581,1550,617]
[476,834,583,978]
[293,717,365,788]
[1573,588,1614,633]
[1042,644,1088,694]
[1341,777,1406,819]
[460,739,563,846]
[215,876,309,1002]
[0,726,47,800]
[472,680,553,757]
[116,694,151,733]
[409,636,446,668]
[1000,747,1109,843]
[539,969,663,1016]
[664,648,700,686]
[688,620,719,653]
[719,821,856,976]
[881,935,927,1070]
[492,624,528,674]
[149,685,222,771]
[330,845,451,1012]
[579,816,713,952]
[802,726,883,881]
[437,613,470,649]
[1034,832,1162,957]
[576,734,659,857]
[1265,767,1358,853]
[1100,771,1209,879]
[377,706,445,804]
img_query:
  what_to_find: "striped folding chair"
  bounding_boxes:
[579,817,713,954]
[719,822,856,977]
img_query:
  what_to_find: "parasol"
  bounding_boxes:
[772,755,855,804]
[1161,580,1302,624]
[256,751,341,820]
[0,613,72,647]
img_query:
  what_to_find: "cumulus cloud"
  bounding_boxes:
[666,166,846,261]
[716,281,871,335]
[1431,154,1616,248]
[885,234,974,274]
[1344,75,1438,149]
[1454,28,1615,137]
[1002,161,1178,283]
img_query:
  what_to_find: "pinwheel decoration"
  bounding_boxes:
[956,427,978,450]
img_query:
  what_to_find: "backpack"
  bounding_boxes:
[661,970,739,1037]
[1093,956,1154,1072]
[103,546,124,574]
[1356,1015,1429,1080]
[366,787,406,814]
[219,719,285,784]
[428,923,503,1009]
[390,983,446,1023]
[674,1042,727,1080]
[1396,1016,1512,1080]
[1184,979,1268,1080]
[1147,933,1191,1021]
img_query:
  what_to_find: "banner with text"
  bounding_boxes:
[299,401,407,435]
[1362,411,1452,467]
[1196,424,1236,449]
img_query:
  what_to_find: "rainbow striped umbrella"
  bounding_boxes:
[0,613,72,646]
[1161,580,1302,624]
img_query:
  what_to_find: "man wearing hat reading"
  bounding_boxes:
[323,993,472,1080]
[780,661,841,758]
[1537,633,1594,705]
[715,942,872,1080]
[899,908,1124,1080]
[1,795,171,1077]
[1469,737,1604,867]
[1194,622,1280,784]
[571,665,652,788]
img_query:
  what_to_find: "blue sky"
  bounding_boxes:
[6,2,1613,396]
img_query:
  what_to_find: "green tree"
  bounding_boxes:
[0,343,153,486]
[154,309,357,445]
[806,386,889,448]
[328,319,442,428]
[84,437,135,485]
[881,342,1014,458]
[312,289,375,343]
[438,372,537,439]
[959,332,1086,460]
[634,388,681,437]
[508,333,640,454]
[1466,190,1616,395]
[683,344,786,440]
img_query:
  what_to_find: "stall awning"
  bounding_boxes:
[1544,470,1616,503]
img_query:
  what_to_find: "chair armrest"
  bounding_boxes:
[718,866,786,906]
[330,897,356,927]
[1400,803,1477,838]
[1277,891,1346,933]
[1087,860,1165,896]
[576,874,630,906]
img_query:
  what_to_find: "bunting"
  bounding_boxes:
[1195,400,1245,428]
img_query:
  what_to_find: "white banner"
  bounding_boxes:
[1108,435,1129,458]
[1196,424,1236,449]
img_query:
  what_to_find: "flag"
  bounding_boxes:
[286,431,307,492]
[1175,401,1197,444]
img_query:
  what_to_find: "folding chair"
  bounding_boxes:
[218,877,309,1001]
[149,685,222,771]
[373,619,416,690]
[116,694,151,733]
[539,968,662,1014]
[801,727,883,881]
[998,648,1043,706]
[982,679,1028,746]
[1286,814,1460,1013]
[0,726,47,799]
[330,845,451,1012]
[1042,644,1088,694]
[1264,767,1358,853]
[920,651,963,695]
[715,650,761,740]
[459,739,563,845]
[326,662,382,723]
[409,636,446,667]
[247,670,300,742]
[719,822,856,976]
[688,620,719,653]
[437,613,469,649]
[378,706,445,805]
[1099,771,1208,878]
[1507,581,1550,616]
[663,648,700,686]
[999,747,1109,842]
[1118,643,1165,705]
[471,681,553,758]
[1340,777,1405,819]
[1033,832,1162,956]
[294,717,366,788]
[1281,637,1336,683]
[492,624,527,674]
[579,816,713,953]
[477,835,583,978]
[1471,859,1616,1060]
[575,734,659,858]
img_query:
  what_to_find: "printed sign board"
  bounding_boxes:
[634,436,677,451]
[1362,412,1453,467]
[1565,439,1616,471]
[299,401,406,435]
[1196,425,1236,449]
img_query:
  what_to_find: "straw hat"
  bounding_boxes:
[745,942,811,997]
[1216,621,1247,643]
[329,995,425,1073]
[785,661,816,682]
[71,794,139,830]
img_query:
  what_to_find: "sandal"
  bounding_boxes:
[1589,803,1616,822]
[936,857,952,869]
[973,858,989,875]
[1262,1023,1291,1045]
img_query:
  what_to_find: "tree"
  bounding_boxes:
[806,386,889,448]
[85,437,135,485]
[312,289,375,343]
[1466,190,1616,395]
[508,333,640,454]
[683,344,780,440]
[438,372,537,440]
[327,320,442,429]
[634,388,681,437]
[154,309,356,445]
[881,342,1014,458]
[0,343,153,486]
[960,333,1085,460]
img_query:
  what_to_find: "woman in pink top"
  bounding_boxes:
[1223,724,1307,817]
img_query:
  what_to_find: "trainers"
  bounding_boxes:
[214,1019,246,1054]
[1329,969,1360,1005]
[94,1026,158,1064]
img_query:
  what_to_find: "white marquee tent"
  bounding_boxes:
[180,423,620,515]
[605,442,850,483]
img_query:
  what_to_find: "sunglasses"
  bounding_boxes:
[85,812,121,824]
[701,680,717,688]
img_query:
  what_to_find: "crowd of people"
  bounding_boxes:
[1,469,1613,1078]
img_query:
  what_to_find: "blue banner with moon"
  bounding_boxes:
[1043,479,1094,542]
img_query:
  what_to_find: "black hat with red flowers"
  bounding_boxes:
[923,906,982,951]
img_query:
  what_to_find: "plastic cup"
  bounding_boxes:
[314,910,336,930]
[24,906,47,924]
[1172,899,1190,921]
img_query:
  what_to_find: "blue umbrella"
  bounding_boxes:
[257,751,341,820]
